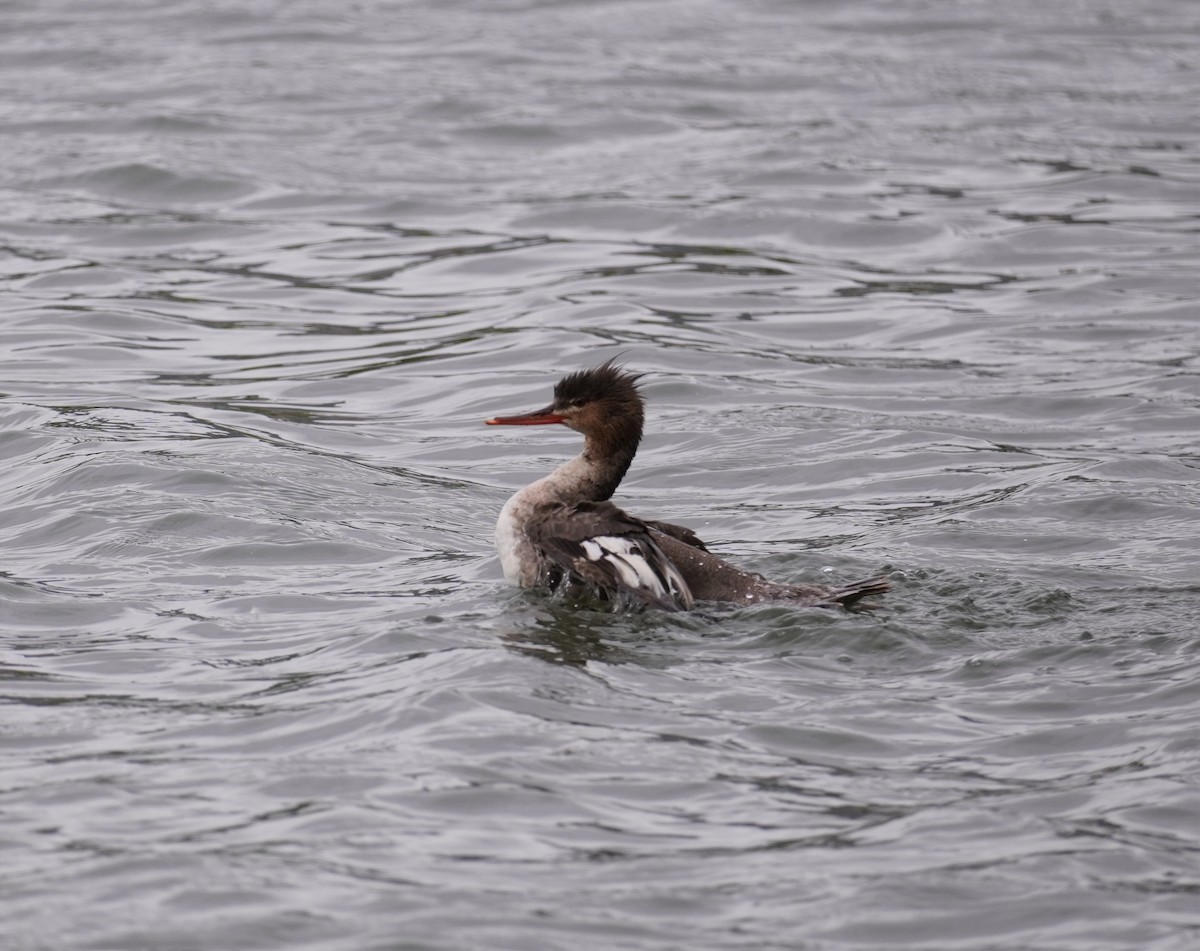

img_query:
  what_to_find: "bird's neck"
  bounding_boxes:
[534,440,633,505]
[521,417,640,507]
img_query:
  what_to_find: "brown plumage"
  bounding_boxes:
[487,360,889,611]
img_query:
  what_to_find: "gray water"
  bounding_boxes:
[3,1,1199,949]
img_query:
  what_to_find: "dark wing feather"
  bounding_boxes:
[643,519,709,552]
[530,501,694,611]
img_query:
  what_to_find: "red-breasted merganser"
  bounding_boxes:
[486,360,889,611]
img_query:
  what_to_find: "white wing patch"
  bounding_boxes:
[579,535,692,609]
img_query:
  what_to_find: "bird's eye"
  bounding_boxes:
[570,397,586,408]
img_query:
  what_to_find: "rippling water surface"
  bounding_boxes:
[3,1,1198,949]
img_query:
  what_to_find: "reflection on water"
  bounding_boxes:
[2,0,1199,949]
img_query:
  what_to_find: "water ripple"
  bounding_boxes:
[3,1,1199,949]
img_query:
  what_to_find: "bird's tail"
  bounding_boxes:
[829,575,891,609]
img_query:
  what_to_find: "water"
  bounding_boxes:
[3,1,1199,948]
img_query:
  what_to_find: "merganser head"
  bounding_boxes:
[486,359,645,446]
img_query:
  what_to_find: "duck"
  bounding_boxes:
[486,359,889,611]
